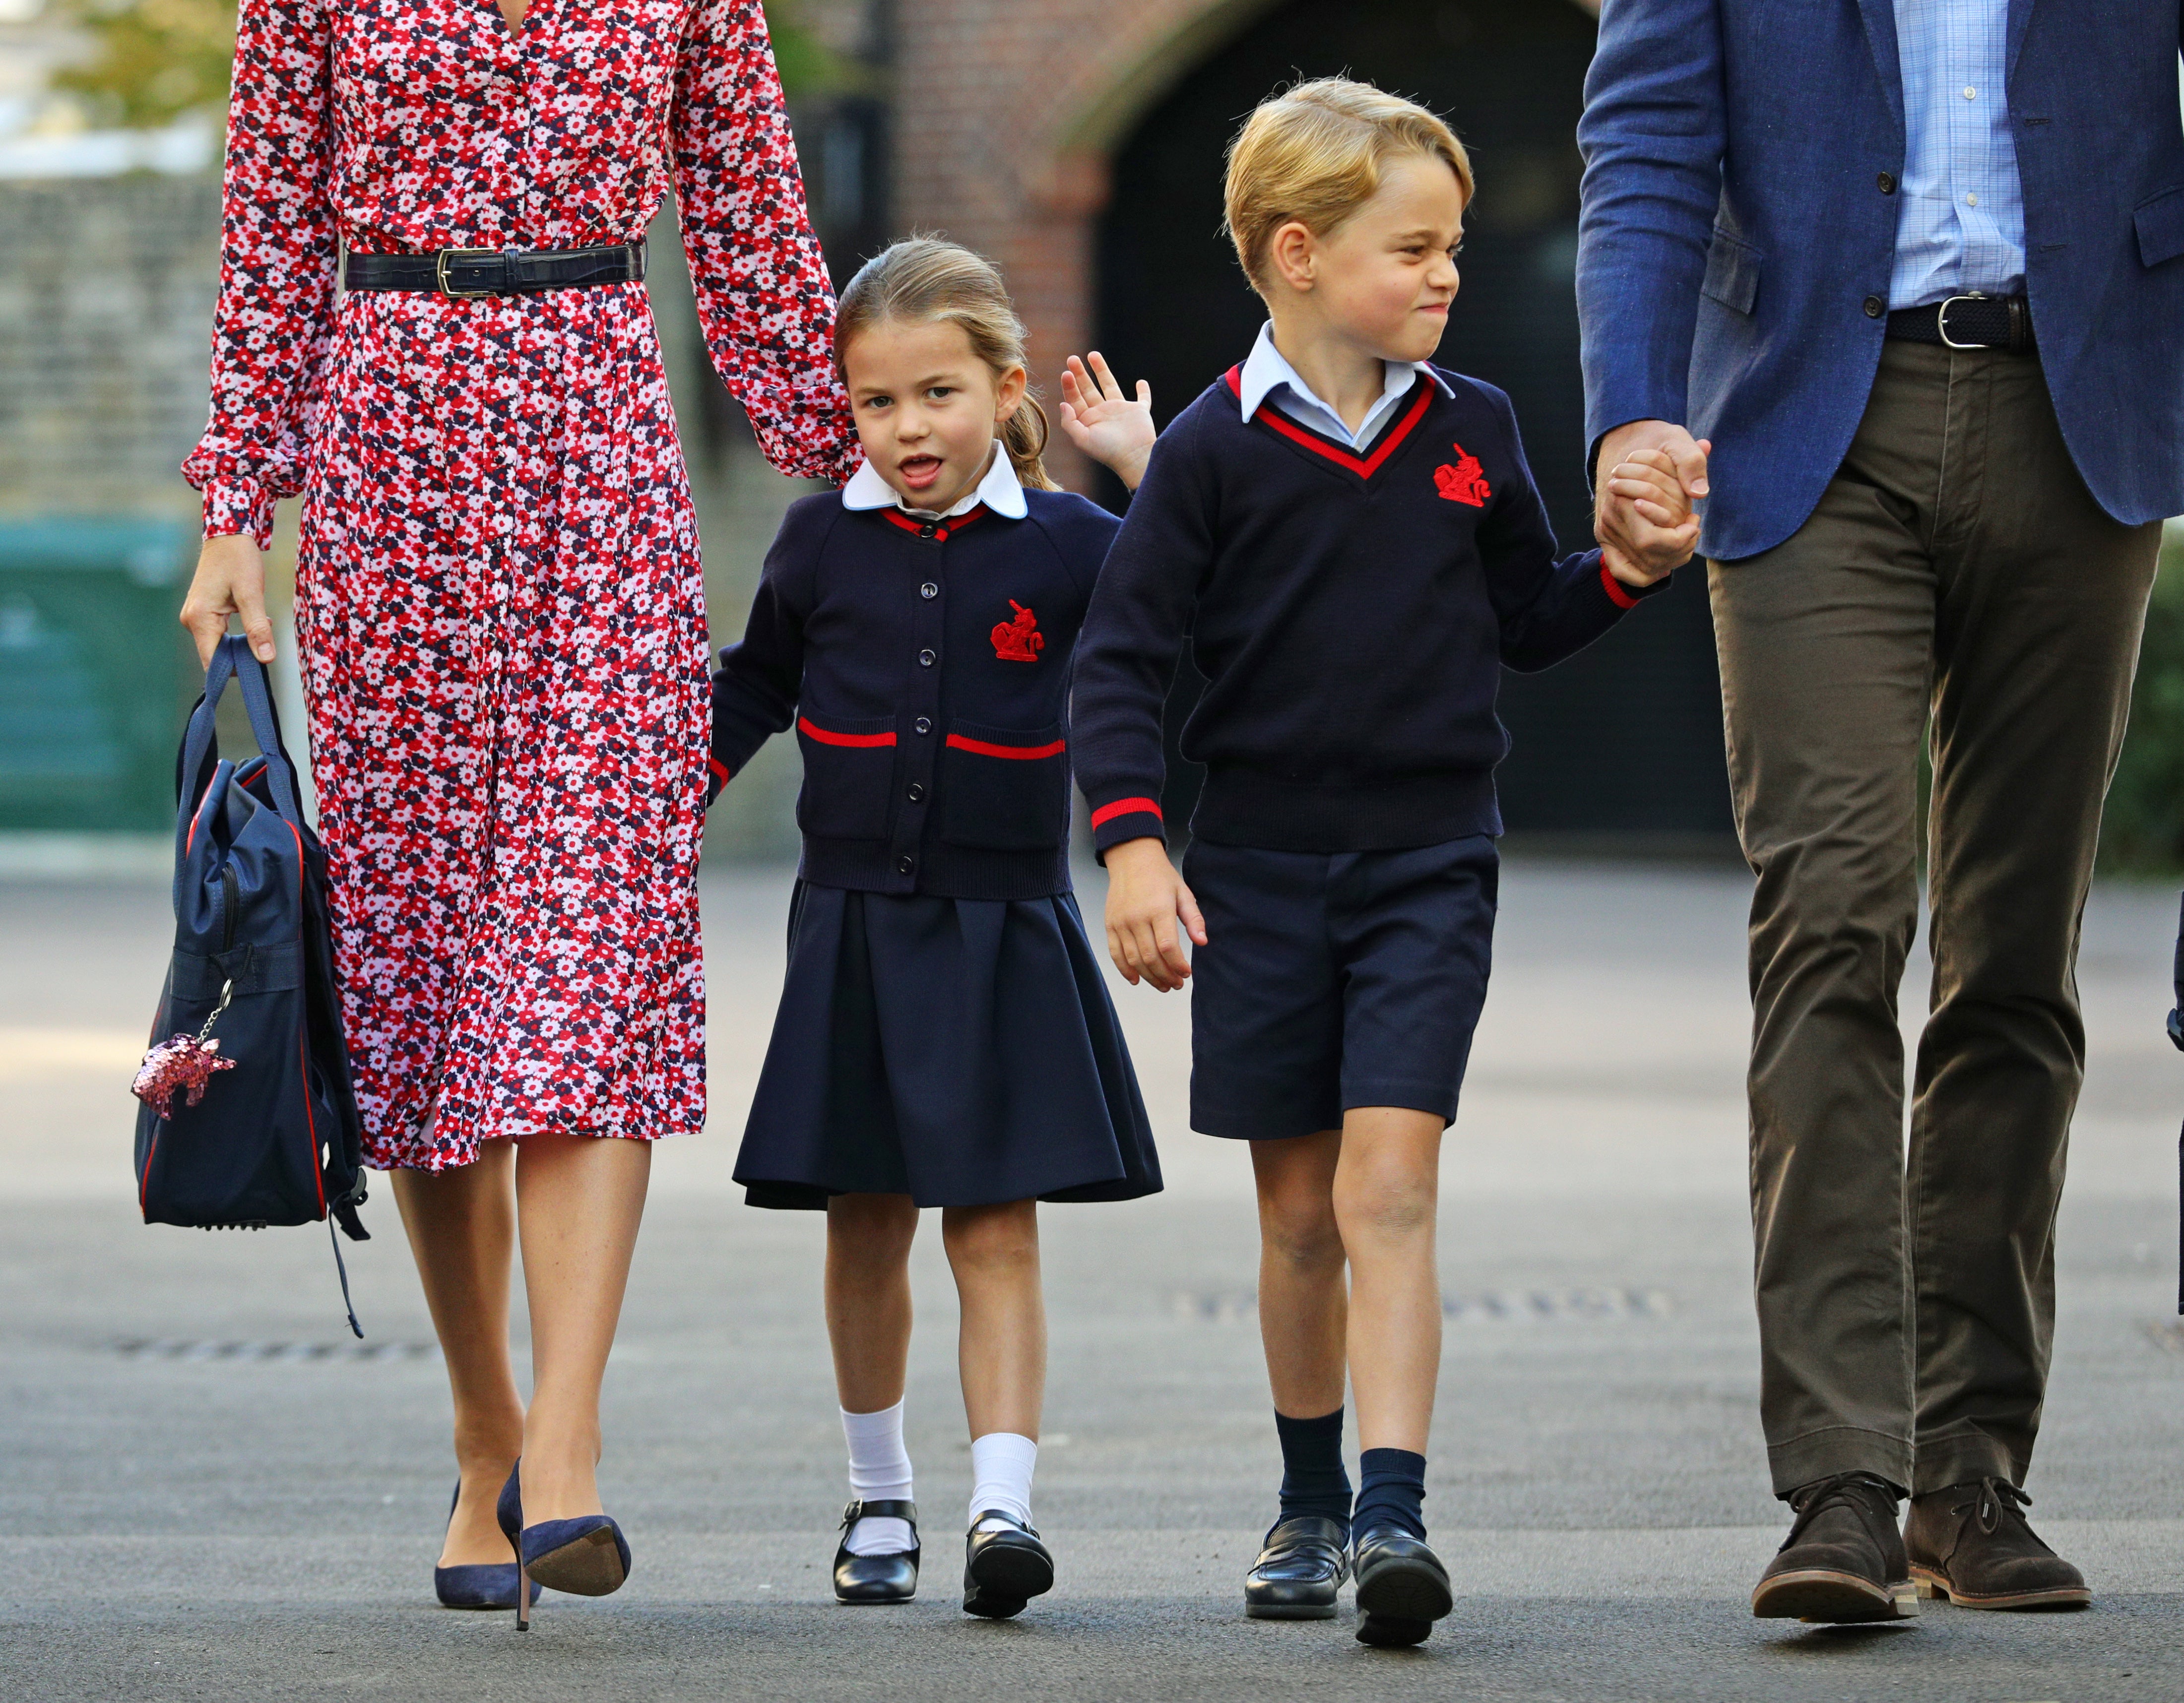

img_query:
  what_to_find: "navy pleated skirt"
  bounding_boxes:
[733,882,1163,1209]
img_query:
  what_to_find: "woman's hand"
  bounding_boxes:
[1102,835,1207,992]
[179,533,275,667]
[1059,352,1156,491]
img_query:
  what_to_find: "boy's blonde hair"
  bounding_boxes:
[834,237,1059,493]
[1223,77,1473,294]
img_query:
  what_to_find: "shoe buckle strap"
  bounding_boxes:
[842,1498,918,1528]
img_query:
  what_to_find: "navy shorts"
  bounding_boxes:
[1181,834,1498,1140]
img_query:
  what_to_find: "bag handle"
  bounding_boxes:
[177,635,306,828]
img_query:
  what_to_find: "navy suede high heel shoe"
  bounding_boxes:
[496,1464,533,1630]
[435,1479,526,1610]
[497,1461,633,1628]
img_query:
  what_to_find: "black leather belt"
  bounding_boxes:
[342,242,645,299]
[1885,292,2033,354]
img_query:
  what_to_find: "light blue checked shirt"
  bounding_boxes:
[1889,0,2028,308]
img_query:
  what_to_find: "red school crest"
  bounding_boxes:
[991,600,1045,662]
[1434,445,1492,507]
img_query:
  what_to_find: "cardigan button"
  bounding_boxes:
[920,582,939,599]
[906,783,927,803]
[913,717,933,735]
[918,524,936,539]
[918,648,936,667]
[896,854,916,875]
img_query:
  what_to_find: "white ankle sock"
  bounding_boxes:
[841,1400,915,1557]
[968,1431,1037,1533]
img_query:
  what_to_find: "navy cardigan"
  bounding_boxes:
[710,487,1122,900]
[1072,366,1665,855]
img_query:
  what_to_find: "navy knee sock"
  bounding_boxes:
[1353,1447,1427,1540]
[1274,1407,1352,1531]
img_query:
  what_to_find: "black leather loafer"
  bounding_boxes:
[962,1509,1054,1619]
[833,1498,919,1604]
[1351,1525,1453,1647]
[1244,1515,1349,1619]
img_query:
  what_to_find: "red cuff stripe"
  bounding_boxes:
[945,733,1067,760]
[798,716,898,749]
[1090,796,1164,830]
[708,757,731,785]
[1600,562,1641,611]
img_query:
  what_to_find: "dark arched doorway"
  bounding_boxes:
[1093,0,1734,847]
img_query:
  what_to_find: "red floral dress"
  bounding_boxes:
[183,0,858,1171]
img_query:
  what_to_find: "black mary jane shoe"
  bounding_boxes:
[833,1499,920,1604]
[962,1509,1055,1619]
[1244,1514,1350,1619]
[1351,1525,1454,1647]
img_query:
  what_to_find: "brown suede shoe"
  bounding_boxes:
[1905,1479,2090,1610]
[1752,1473,1920,1622]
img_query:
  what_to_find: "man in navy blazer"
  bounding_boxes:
[1579,0,2184,1623]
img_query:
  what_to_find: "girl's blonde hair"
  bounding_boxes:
[1223,77,1474,294]
[834,237,1059,493]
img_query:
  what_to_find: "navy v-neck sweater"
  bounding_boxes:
[1071,366,1666,854]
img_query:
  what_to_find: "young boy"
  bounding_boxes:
[1072,78,1701,1647]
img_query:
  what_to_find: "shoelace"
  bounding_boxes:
[1781,1471,1895,1552]
[1949,1476,2031,1536]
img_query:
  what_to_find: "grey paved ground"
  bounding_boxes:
[3,859,2181,1700]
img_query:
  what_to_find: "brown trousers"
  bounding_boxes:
[1710,339,2161,1497]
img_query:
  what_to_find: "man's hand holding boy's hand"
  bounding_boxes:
[1598,441,1709,587]
[1059,352,1156,491]
[1102,836,1207,992]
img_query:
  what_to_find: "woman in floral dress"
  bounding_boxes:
[178,0,855,1603]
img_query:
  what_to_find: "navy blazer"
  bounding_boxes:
[710,488,1120,901]
[1576,0,2184,561]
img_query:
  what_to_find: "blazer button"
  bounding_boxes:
[896,854,916,875]
[914,717,933,735]
[920,582,939,599]
[918,648,937,667]
[906,782,927,803]
[1877,171,1896,194]
[1863,295,1885,317]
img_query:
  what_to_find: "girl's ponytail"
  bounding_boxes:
[1001,395,1058,492]
[836,236,1061,493]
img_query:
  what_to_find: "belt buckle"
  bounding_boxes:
[435,248,501,299]
[1936,292,1991,350]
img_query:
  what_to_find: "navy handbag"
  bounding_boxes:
[132,635,369,1332]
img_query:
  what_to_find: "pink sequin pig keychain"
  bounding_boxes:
[132,978,237,1120]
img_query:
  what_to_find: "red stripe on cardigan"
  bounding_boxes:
[797,717,898,749]
[1090,796,1163,829]
[1222,365,1434,479]
[945,733,1067,760]
[1599,563,1641,611]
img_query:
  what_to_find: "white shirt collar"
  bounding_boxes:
[841,444,1028,520]
[1236,321,1453,449]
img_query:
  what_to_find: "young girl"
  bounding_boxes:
[708,238,1162,1618]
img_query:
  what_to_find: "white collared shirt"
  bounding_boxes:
[841,443,1028,520]
[1236,321,1454,450]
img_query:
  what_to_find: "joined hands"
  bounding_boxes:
[1594,419,1711,588]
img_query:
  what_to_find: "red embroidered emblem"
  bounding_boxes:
[990,600,1045,662]
[1434,445,1492,506]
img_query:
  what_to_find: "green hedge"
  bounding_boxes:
[2099,525,2184,875]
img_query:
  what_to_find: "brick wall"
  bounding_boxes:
[0,177,220,523]
[889,0,1601,490]
[889,0,1283,489]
